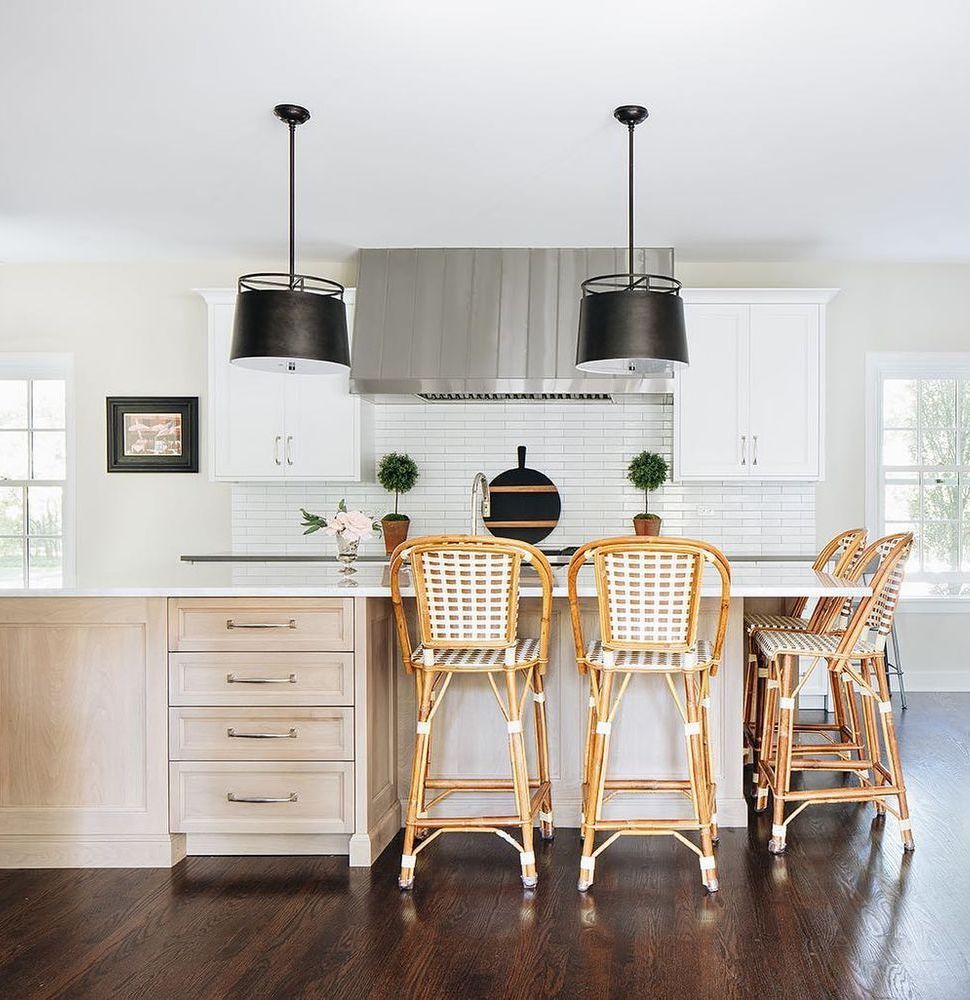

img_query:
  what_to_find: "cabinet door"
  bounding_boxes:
[283,295,362,480]
[748,305,820,478]
[209,300,286,480]
[675,305,749,479]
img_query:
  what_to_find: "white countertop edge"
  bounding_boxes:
[0,584,871,599]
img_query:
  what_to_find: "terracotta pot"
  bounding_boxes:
[381,516,411,555]
[633,516,661,537]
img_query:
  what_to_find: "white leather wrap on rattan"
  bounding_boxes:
[584,639,712,671]
[599,548,699,646]
[415,547,518,645]
[410,638,541,669]
[864,538,912,636]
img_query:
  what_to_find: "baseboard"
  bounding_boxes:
[349,799,401,867]
[896,672,970,692]
[0,834,185,869]
[184,833,351,856]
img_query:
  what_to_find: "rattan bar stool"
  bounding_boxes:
[390,535,555,889]
[742,528,867,766]
[567,537,731,894]
[752,533,914,855]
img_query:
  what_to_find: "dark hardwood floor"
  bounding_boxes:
[1,693,968,1000]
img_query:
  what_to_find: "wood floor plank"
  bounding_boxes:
[0,694,967,1000]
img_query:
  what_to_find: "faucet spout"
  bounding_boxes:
[470,473,490,535]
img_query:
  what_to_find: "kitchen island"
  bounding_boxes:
[0,563,868,868]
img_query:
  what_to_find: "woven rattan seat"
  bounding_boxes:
[410,638,541,670]
[584,639,713,671]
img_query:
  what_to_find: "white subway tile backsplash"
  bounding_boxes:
[230,399,815,556]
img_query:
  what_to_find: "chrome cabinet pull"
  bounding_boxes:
[752,434,759,466]
[227,727,297,739]
[226,673,297,684]
[274,435,282,465]
[227,792,298,804]
[226,618,297,630]
[285,435,294,466]
[740,435,747,466]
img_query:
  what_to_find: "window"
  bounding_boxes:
[867,353,970,598]
[0,357,73,588]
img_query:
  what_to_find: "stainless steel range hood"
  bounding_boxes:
[350,248,676,401]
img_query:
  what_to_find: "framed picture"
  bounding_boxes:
[106,397,199,473]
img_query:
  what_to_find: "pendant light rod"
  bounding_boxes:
[288,119,296,284]
[627,119,634,282]
[613,105,649,286]
[273,104,311,289]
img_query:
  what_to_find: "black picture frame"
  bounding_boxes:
[106,397,199,473]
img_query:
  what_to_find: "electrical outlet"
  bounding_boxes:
[699,506,716,517]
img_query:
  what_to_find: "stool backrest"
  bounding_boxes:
[838,533,913,653]
[389,535,554,670]
[791,527,867,618]
[568,537,732,671]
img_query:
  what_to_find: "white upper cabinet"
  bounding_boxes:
[200,289,372,482]
[674,290,835,481]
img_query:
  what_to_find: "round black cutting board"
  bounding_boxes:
[483,445,561,544]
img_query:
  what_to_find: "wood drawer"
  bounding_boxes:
[169,708,354,761]
[168,598,353,652]
[169,761,353,834]
[168,651,354,706]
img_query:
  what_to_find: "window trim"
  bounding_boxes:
[0,353,75,588]
[865,351,970,607]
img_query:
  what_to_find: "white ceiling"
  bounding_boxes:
[3,0,970,263]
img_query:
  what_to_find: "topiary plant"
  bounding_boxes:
[627,451,669,519]
[377,452,419,520]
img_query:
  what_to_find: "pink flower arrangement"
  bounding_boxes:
[300,500,380,542]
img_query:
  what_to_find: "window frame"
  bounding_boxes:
[865,351,970,609]
[0,354,75,589]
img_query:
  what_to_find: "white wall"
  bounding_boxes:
[679,261,970,690]
[0,259,350,586]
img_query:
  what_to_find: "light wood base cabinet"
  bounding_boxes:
[168,597,398,867]
[0,598,180,868]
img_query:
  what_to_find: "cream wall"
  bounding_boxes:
[0,259,351,587]
[679,261,970,690]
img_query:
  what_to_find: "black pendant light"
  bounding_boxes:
[231,104,350,373]
[576,105,688,375]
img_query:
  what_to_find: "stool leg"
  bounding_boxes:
[505,671,538,888]
[698,669,718,843]
[531,668,554,841]
[578,669,613,891]
[400,670,435,889]
[685,672,718,891]
[859,657,886,814]
[890,623,908,710]
[873,653,915,851]
[769,655,795,855]
[754,659,777,813]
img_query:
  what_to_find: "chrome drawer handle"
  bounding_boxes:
[227,792,298,804]
[227,727,297,739]
[226,619,297,630]
[226,673,297,684]
[752,434,759,466]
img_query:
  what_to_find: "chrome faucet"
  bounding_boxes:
[470,472,491,534]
